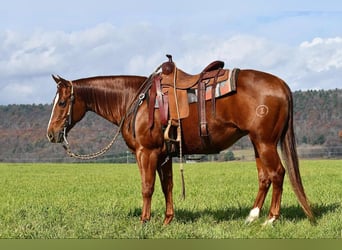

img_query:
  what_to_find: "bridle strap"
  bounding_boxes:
[67,81,74,126]
[62,81,74,146]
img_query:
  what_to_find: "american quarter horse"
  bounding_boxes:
[47,58,314,225]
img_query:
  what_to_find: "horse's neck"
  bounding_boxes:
[89,98,122,125]
[89,90,133,125]
[76,77,139,125]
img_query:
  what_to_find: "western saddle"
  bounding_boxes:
[149,54,238,142]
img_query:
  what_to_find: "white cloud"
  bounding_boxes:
[197,35,342,91]
[300,37,342,72]
[169,34,342,91]
[0,23,341,104]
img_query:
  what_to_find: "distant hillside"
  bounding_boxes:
[293,89,342,159]
[293,89,341,145]
[0,104,128,163]
[0,89,341,162]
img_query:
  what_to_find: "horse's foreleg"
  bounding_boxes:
[136,149,158,223]
[157,157,174,225]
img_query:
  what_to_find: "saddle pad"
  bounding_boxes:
[154,68,239,106]
[205,68,238,100]
[201,78,235,101]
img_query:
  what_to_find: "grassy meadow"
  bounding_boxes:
[0,160,340,239]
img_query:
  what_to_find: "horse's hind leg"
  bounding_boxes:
[245,156,271,223]
[157,157,174,225]
[247,141,285,225]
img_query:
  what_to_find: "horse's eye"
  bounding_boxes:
[58,100,66,108]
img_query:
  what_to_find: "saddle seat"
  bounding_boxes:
[161,56,226,89]
[175,60,225,89]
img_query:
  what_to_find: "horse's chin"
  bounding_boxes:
[57,130,68,144]
[57,132,65,143]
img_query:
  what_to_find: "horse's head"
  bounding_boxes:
[47,75,86,144]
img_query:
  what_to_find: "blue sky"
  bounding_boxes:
[0,0,341,104]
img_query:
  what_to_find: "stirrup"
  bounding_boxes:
[164,120,181,142]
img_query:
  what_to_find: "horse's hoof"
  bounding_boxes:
[262,216,276,226]
[163,215,174,225]
[141,218,150,224]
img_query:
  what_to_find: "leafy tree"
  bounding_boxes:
[224,151,235,161]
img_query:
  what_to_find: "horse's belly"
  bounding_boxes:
[181,124,245,155]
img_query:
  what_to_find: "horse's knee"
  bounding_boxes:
[142,186,154,198]
[258,172,271,189]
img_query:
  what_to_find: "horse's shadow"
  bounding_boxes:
[127,202,340,223]
[175,202,340,223]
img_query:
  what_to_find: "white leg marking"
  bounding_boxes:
[262,216,276,226]
[245,207,260,224]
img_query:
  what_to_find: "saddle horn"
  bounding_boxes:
[162,55,175,75]
[166,54,173,62]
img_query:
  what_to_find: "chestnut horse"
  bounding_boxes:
[47,67,314,225]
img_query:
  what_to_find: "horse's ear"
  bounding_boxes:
[52,74,61,84]
[52,74,71,87]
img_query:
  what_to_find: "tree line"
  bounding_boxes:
[0,89,341,162]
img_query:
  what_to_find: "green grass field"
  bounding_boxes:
[0,160,340,239]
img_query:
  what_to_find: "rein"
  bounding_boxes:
[61,66,162,160]
[62,118,125,160]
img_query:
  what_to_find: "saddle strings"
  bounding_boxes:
[172,64,186,199]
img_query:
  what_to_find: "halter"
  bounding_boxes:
[62,81,74,146]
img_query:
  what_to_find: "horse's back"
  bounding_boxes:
[237,69,290,96]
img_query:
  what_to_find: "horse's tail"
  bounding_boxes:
[280,87,315,222]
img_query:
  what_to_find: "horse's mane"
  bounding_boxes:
[73,75,147,118]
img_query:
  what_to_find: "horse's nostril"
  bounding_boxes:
[47,132,54,142]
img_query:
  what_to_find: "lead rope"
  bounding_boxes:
[62,118,125,160]
[172,65,186,200]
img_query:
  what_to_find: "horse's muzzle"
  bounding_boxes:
[47,130,64,143]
